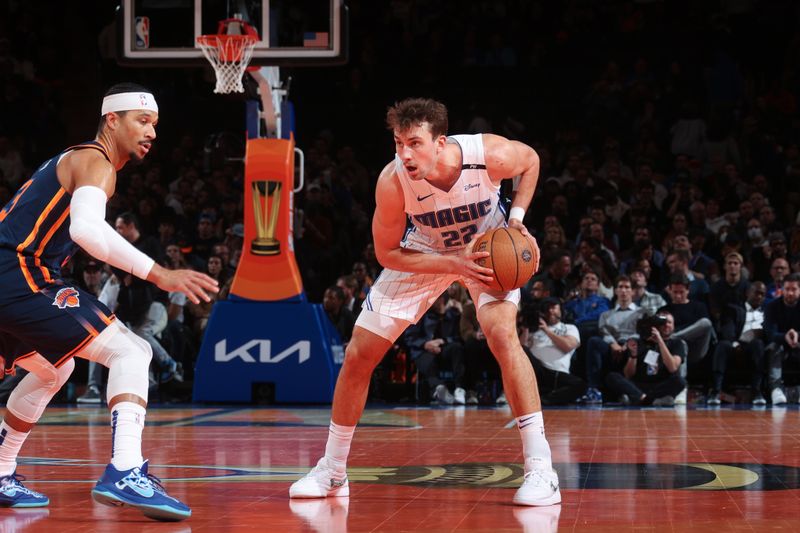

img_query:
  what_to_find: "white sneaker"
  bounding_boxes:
[674,388,687,405]
[289,457,349,498]
[496,392,508,405]
[513,459,561,506]
[433,384,455,405]
[454,387,466,405]
[771,387,787,405]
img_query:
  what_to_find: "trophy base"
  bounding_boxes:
[251,238,280,256]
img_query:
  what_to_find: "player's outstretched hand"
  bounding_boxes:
[454,233,494,285]
[148,264,220,304]
[508,219,541,273]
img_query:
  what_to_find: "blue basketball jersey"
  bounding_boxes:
[0,141,109,292]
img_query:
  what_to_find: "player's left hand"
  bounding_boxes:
[508,218,540,272]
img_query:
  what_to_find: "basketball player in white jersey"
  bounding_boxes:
[290,98,560,506]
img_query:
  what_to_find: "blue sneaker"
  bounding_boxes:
[0,472,49,508]
[578,387,603,404]
[91,461,191,521]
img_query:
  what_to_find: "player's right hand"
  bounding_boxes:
[453,233,494,284]
[149,265,219,304]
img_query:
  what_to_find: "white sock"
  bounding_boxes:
[110,402,146,471]
[324,422,355,471]
[0,422,29,477]
[516,412,552,471]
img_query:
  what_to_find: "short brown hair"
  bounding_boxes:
[614,275,632,288]
[386,98,448,138]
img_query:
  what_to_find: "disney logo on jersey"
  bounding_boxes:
[463,183,480,192]
[413,199,492,229]
[53,287,80,309]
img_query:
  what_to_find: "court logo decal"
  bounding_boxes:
[20,459,800,491]
[53,288,80,309]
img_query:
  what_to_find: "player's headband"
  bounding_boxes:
[101,92,159,116]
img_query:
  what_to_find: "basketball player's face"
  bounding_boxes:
[394,123,444,180]
[118,111,158,163]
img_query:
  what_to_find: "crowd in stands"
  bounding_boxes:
[1,1,798,405]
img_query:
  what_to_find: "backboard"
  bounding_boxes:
[118,0,347,67]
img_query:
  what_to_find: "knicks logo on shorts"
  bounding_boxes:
[53,287,80,309]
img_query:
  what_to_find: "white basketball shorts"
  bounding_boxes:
[354,268,520,342]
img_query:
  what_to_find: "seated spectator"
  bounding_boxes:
[766,274,800,405]
[75,260,109,404]
[336,274,363,317]
[663,274,714,361]
[582,275,647,403]
[619,226,664,274]
[661,273,715,403]
[352,261,374,301]
[708,282,767,405]
[664,249,710,304]
[709,252,749,326]
[322,285,355,343]
[404,294,465,405]
[604,311,686,406]
[564,270,611,338]
[630,268,666,316]
[765,257,790,304]
[460,298,497,405]
[688,228,719,282]
[520,299,587,405]
[531,250,573,300]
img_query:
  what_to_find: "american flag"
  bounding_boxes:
[303,32,329,48]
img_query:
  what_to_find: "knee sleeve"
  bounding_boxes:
[78,321,152,403]
[9,355,75,424]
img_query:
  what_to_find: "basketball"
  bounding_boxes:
[473,227,539,291]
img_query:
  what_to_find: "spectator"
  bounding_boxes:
[582,275,646,404]
[630,268,666,316]
[661,273,716,403]
[75,260,109,404]
[604,311,686,406]
[336,274,363,317]
[564,270,610,338]
[530,250,572,300]
[404,294,465,405]
[708,282,767,405]
[520,298,587,405]
[459,298,497,405]
[709,252,749,325]
[765,257,790,304]
[664,249,710,304]
[351,261,373,301]
[766,274,800,405]
[322,285,355,343]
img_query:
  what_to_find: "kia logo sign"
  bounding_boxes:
[215,339,311,364]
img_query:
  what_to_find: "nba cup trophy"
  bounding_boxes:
[251,181,282,256]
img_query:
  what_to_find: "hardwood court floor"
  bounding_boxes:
[4,404,800,532]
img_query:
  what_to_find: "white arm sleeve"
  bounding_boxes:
[69,185,156,280]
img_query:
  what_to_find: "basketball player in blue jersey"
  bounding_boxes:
[0,82,217,520]
[291,98,561,506]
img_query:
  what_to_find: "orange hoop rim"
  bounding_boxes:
[197,34,258,46]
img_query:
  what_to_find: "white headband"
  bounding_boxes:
[101,92,159,116]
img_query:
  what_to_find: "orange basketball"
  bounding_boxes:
[473,227,539,291]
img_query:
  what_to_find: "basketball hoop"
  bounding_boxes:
[197,18,259,94]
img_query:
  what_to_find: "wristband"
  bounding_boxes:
[509,206,526,222]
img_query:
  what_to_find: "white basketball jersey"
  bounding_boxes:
[395,134,507,252]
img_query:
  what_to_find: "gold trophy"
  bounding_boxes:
[250,180,282,255]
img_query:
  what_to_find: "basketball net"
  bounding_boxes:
[197,18,258,94]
